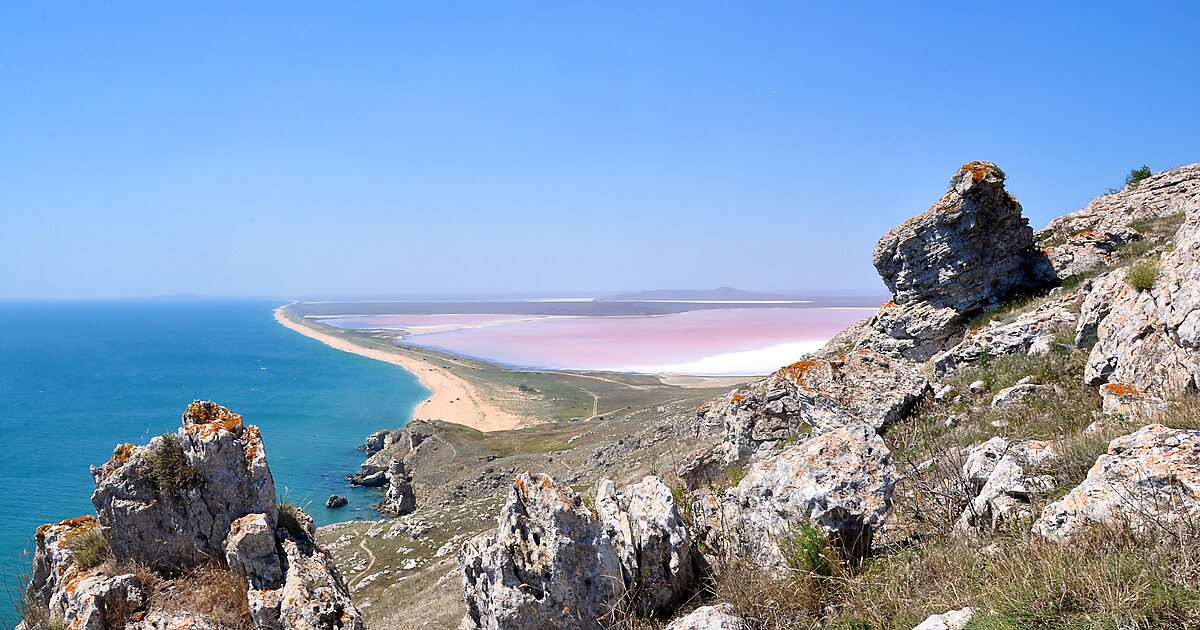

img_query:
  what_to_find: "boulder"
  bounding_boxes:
[702,350,927,466]
[459,473,625,629]
[1098,382,1170,419]
[595,476,697,616]
[860,162,1053,360]
[719,424,896,566]
[955,437,1057,532]
[1080,205,1200,397]
[90,401,278,573]
[664,604,747,630]
[225,512,283,589]
[912,607,975,630]
[325,494,348,509]
[1034,424,1200,541]
[990,383,1057,409]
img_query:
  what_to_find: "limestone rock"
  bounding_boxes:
[1034,424,1200,541]
[1098,382,1170,419]
[933,296,1077,376]
[459,473,625,629]
[1042,228,1140,279]
[1043,163,1200,240]
[860,162,1054,360]
[956,437,1057,532]
[702,350,926,466]
[270,539,365,630]
[913,607,975,630]
[720,424,896,566]
[376,458,417,516]
[225,512,283,589]
[664,604,747,630]
[595,476,697,616]
[1080,205,1200,397]
[990,383,1057,409]
[90,400,278,573]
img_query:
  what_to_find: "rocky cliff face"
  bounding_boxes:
[21,401,363,630]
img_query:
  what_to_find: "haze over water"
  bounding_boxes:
[0,300,425,624]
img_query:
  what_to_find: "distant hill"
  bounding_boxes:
[604,287,809,301]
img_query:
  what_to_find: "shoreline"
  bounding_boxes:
[274,306,525,432]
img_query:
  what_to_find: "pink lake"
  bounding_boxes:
[397,308,874,375]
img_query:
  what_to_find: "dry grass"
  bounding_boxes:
[68,529,110,570]
[143,434,197,496]
[145,564,253,630]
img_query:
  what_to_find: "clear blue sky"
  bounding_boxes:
[2,2,1197,299]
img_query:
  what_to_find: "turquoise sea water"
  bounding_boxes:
[0,300,424,625]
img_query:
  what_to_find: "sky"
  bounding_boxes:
[1,2,1198,299]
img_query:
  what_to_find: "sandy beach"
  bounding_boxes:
[274,307,525,432]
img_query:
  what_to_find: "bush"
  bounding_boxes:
[1127,258,1159,291]
[1125,165,1153,189]
[782,524,838,577]
[144,434,197,496]
[277,501,310,540]
[68,529,110,569]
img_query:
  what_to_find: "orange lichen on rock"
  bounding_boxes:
[1103,382,1142,397]
[183,400,243,426]
[242,425,264,462]
[960,160,1001,183]
[778,360,824,384]
[730,394,746,403]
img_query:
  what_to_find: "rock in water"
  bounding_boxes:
[1080,203,1200,397]
[719,424,897,566]
[595,476,697,617]
[1034,424,1200,541]
[459,473,625,630]
[861,161,1053,360]
[326,494,348,509]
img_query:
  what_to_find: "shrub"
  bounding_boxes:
[1127,258,1159,291]
[68,529,110,569]
[144,434,197,496]
[1125,165,1153,189]
[277,501,310,540]
[782,523,838,577]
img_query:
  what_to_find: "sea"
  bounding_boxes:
[0,300,426,626]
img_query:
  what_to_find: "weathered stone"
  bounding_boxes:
[1080,204,1200,397]
[719,424,896,566]
[968,380,987,394]
[1097,382,1170,419]
[913,607,975,630]
[956,437,1057,532]
[269,539,365,630]
[90,401,278,573]
[702,350,926,465]
[225,512,283,589]
[664,604,747,630]
[933,297,1077,377]
[1034,424,1200,541]
[325,494,348,509]
[990,383,1057,409]
[859,162,1053,360]
[1042,163,1200,240]
[595,476,696,617]
[1042,228,1140,279]
[376,458,416,516]
[459,473,624,630]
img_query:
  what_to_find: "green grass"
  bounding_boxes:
[68,528,110,569]
[144,434,197,496]
[1127,258,1159,291]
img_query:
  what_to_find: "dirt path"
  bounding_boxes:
[350,538,377,588]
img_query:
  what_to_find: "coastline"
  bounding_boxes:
[273,306,525,432]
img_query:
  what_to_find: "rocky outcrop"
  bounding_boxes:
[700,350,926,467]
[1043,164,1200,239]
[1034,424,1200,541]
[714,424,896,566]
[376,459,417,516]
[1080,205,1200,397]
[858,162,1054,360]
[90,401,278,572]
[932,294,1077,376]
[989,383,1058,409]
[665,604,747,630]
[459,473,625,629]
[23,402,363,630]
[1098,382,1170,419]
[595,476,697,617]
[1042,228,1140,279]
[955,437,1057,532]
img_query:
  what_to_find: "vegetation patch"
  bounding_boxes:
[68,528,111,570]
[144,434,197,496]
[1127,258,1159,291]
[277,501,310,540]
[1125,165,1153,189]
